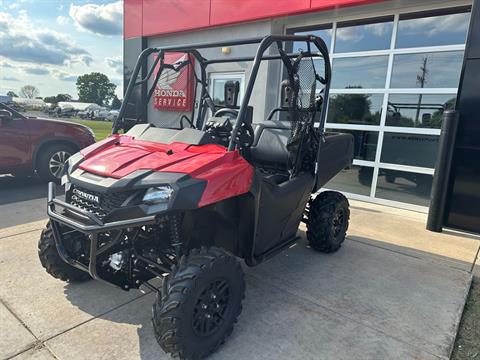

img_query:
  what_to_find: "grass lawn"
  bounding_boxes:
[70,119,113,141]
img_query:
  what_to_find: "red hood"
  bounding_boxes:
[79,135,235,179]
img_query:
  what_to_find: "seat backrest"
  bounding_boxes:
[250,121,291,166]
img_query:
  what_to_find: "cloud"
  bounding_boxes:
[69,1,123,36]
[336,27,363,42]
[0,59,13,68]
[336,22,391,43]
[1,76,19,82]
[56,15,70,26]
[399,12,469,37]
[0,11,92,66]
[105,55,123,75]
[22,66,50,75]
[364,23,390,37]
[52,70,78,82]
[79,54,93,66]
[111,78,122,86]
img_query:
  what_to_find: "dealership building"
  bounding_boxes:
[123,0,480,234]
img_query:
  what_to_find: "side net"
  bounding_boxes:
[286,54,318,175]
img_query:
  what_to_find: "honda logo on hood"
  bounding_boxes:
[73,188,100,204]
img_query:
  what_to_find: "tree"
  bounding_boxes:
[327,93,377,125]
[6,91,18,97]
[111,95,122,109]
[76,72,116,106]
[44,94,72,105]
[20,85,39,99]
[56,93,72,102]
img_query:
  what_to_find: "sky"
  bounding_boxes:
[0,0,123,99]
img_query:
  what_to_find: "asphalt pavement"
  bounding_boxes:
[0,175,63,228]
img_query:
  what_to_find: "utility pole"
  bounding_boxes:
[415,56,428,125]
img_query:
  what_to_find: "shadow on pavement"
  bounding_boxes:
[0,175,64,228]
[0,175,47,205]
[63,282,161,360]
[57,233,473,360]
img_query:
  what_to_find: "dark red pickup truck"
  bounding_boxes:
[0,102,96,182]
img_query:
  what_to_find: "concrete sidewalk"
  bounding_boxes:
[0,200,478,360]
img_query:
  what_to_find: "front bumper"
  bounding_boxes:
[47,182,158,286]
[47,182,156,233]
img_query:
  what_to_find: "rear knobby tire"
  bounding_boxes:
[306,191,350,253]
[38,222,91,282]
[152,247,245,360]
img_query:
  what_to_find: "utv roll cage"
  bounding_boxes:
[47,34,345,286]
[114,34,331,152]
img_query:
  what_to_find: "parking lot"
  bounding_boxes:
[0,178,478,360]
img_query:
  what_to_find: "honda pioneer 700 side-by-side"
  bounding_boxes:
[39,35,354,359]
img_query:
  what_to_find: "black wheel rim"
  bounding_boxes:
[192,279,230,337]
[332,208,345,238]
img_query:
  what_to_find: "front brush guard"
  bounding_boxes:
[47,182,158,286]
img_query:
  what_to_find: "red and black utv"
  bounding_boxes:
[39,35,354,359]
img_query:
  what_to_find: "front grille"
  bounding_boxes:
[70,186,134,219]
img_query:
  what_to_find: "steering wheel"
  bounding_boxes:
[213,108,254,148]
[214,108,238,119]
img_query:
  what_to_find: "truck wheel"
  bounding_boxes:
[38,222,91,283]
[37,144,75,183]
[152,247,245,359]
[306,191,350,253]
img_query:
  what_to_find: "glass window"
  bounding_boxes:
[325,165,373,196]
[331,56,389,89]
[293,28,332,52]
[396,11,470,48]
[390,51,464,88]
[386,94,456,128]
[327,93,383,125]
[381,132,439,168]
[375,169,433,207]
[334,18,393,53]
[328,128,378,161]
[210,75,244,106]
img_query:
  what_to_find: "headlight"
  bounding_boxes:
[142,186,174,204]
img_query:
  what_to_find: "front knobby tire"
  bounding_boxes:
[152,247,245,360]
[306,191,350,253]
[38,222,91,283]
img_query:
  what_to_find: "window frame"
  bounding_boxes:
[286,3,471,212]
[208,72,246,108]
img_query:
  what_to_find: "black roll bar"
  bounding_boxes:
[114,34,331,152]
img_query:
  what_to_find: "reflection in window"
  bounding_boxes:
[396,11,470,48]
[328,128,378,161]
[376,169,433,207]
[212,78,243,106]
[327,93,383,125]
[325,165,373,196]
[293,28,332,52]
[381,132,439,168]
[335,19,393,53]
[390,51,464,88]
[386,94,456,128]
[331,56,388,89]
